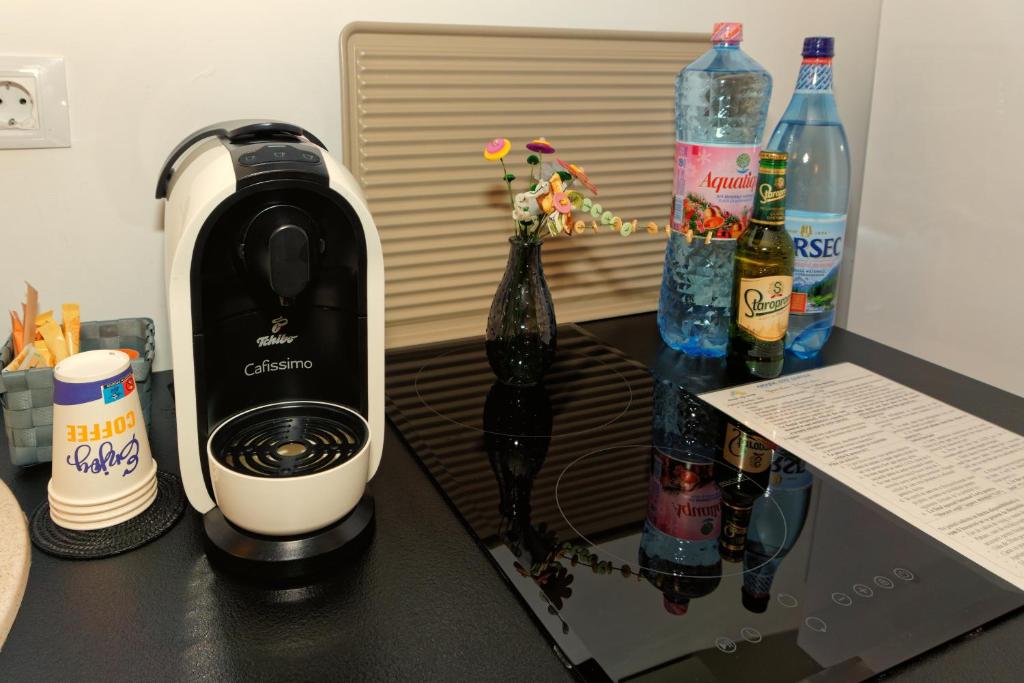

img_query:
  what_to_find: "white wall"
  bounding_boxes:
[0,0,882,371]
[848,0,1023,397]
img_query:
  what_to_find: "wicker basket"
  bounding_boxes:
[0,317,156,467]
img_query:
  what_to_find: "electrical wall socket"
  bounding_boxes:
[1,77,39,129]
[0,56,70,149]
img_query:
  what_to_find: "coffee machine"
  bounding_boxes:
[157,120,383,578]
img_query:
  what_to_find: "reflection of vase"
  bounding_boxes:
[484,382,552,560]
[486,238,556,386]
[638,448,722,616]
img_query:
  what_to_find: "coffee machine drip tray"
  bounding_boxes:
[210,402,368,478]
[202,400,376,580]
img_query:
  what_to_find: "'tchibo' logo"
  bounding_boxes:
[257,316,298,347]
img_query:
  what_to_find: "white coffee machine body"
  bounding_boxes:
[157,121,383,562]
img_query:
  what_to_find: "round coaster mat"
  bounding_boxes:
[30,471,186,560]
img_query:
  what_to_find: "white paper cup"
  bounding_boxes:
[49,350,157,530]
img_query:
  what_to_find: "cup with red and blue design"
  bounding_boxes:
[47,350,157,530]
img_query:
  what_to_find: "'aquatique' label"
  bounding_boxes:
[671,141,759,239]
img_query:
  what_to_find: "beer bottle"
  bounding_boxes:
[729,151,795,378]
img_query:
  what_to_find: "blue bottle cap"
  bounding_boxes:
[802,36,834,58]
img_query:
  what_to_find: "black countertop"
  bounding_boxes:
[2,313,1022,681]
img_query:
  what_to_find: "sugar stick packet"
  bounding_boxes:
[32,340,54,367]
[22,283,38,350]
[38,319,69,363]
[62,303,80,355]
[3,346,29,373]
[15,345,44,371]
[9,310,24,355]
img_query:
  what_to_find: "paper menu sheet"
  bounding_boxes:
[700,363,1024,591]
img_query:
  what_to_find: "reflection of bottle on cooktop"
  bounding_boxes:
[639,448,723,615]
[651,346,727,454]
[716,422,775,562]
[741,451,813,612]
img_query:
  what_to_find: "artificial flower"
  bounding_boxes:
[484,138,512,161]
[512,181,549,221]
[553,192,572,214]
[557,158,599,195]
[526,138,556,154]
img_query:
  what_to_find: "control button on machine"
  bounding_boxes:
[852,583,874,598]
[740,627,762,644]
[893,567,915,581]
[831,592,853,607]
[874,575,895,590]
[300,152,320,163]
[239,152,259,165]
[777,593,799,608]
[715,637,737,654]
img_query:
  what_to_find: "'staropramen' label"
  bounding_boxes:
[738,276,793,341]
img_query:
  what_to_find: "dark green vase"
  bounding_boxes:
[486,238,557,386]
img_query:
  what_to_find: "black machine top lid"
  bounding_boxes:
[155,120,328,199]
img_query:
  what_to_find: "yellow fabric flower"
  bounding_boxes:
[483,138,512,161]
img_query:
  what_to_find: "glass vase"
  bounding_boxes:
[486,238,557,386]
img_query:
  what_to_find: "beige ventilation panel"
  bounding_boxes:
[341,23,708,348]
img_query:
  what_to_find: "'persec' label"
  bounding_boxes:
[787,211,847,315]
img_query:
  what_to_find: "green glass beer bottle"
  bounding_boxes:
[729,152,795,378]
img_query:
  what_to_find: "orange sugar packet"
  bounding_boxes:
[118,348,140,360]
[35,310,55,328]
[37,319,69,364]
[62,303,80,355]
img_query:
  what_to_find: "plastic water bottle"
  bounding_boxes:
[767,37,850,358]
[657,22,772,357]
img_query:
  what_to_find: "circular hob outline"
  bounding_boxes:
[413,348,634,439]
[554,444,788,580]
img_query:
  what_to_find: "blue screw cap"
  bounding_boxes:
[802,36,834,58]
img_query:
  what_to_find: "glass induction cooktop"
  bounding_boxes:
[385,325,1023,682]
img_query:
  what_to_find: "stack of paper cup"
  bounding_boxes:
[47,350,157,530]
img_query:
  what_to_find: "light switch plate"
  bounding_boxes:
[0,56,70,149]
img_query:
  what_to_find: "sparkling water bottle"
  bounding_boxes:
[657,22,772,357]
[768,37,850,358]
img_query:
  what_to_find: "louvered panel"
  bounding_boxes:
[342,23,706,347]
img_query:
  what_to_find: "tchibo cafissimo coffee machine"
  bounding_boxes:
[156,120,383,578]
